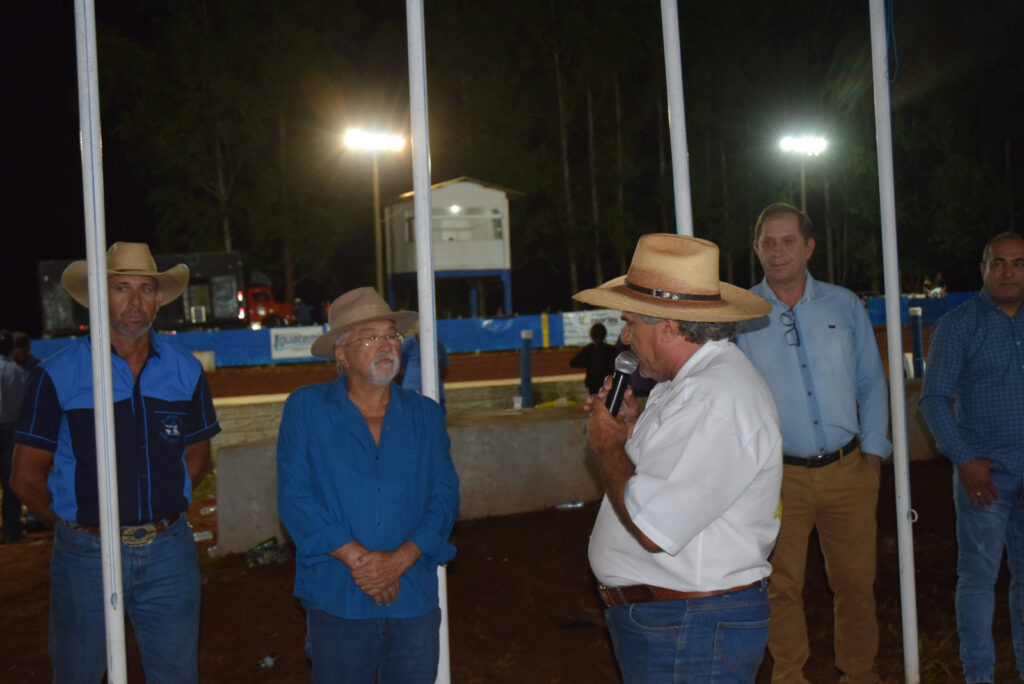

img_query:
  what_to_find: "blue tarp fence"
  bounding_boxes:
[31,292,977,368]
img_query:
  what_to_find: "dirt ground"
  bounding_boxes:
[1,354,1017,683]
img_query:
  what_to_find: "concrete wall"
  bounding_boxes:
[214,401,600,553]
[210,378,942,554]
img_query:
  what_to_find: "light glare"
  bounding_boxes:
[780,135,827,156]
[343,128,406,152]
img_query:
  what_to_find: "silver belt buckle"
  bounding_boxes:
[121,524,158,546]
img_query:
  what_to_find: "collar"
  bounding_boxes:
[977,288,1024,319]
[326,374,404,411]
[758,271,818,308]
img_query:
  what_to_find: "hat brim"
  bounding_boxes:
[310,311,419,358]
[62,260,190,309]
[573,276,770,322]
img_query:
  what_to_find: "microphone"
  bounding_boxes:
[605,351,638,417]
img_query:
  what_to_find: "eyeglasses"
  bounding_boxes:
[780,309,800,346]
[344,332,405,348]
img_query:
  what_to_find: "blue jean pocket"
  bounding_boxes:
[712,618,770,680]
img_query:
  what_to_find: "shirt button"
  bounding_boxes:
[814,420,818,424]
[807,391,812,396]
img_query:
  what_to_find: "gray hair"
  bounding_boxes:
[333,330,349,371]
[633,313,739,344]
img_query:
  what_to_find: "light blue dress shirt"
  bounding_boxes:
[736,273,892,460]
[919,289,1024,472]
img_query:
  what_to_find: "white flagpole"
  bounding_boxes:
[659,0,694,236]
[73,1,128,681]
[867,1,920,681]
[404,2,450,683]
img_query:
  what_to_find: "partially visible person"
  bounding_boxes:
[575,233,782,683]
[735,203,891,684]
[277,287,459,683]
[928,271,947,298]
[570,323,618,395]
[399,330,450,407]
[12,242,219,683]
[0,330,27,543]
[920,232,1024,684]
[11,331,40,371]
[294,297,315,326]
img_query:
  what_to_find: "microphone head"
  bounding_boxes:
[614,350,638,374]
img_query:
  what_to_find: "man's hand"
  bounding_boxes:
[958,458,999,507]
[584,394,629,459]
[862,452,882,478]
[350,541,422,605]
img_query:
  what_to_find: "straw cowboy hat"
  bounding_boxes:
[310,287,418,358]
[573,233,770,322]
[61,242,190,308]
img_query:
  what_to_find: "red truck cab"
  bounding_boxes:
[246,284,294,328]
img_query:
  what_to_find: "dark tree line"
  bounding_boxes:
[91,0,1024,315]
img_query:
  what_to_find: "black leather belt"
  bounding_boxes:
[783,436,859,468]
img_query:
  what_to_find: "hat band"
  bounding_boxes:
[624,279,721,302]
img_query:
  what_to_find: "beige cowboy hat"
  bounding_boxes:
[310,287,418,358]
[573,233,770,322]
[62,242,190,308]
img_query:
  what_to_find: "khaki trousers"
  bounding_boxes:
[768,448,881,684]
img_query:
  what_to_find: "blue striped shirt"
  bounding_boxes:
[919,290,1024,472]
[15,332,220,525]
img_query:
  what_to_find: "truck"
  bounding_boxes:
[38,251,295,337]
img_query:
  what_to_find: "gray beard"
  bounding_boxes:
[367,352,400,387]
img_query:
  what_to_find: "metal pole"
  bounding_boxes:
[73,1,127,681]
[519,330,534,409]
[373,153,385,296]
[799,159,807,213]
[404,3,450,683]
[658,0,694,236]
[867,0,920,680]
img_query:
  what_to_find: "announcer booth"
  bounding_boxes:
[385,177,520,316]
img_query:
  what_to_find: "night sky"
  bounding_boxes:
[4,1,1022,337]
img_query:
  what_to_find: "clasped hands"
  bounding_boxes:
[332,540,421,606]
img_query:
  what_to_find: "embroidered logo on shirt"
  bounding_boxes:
[160,415,184,443]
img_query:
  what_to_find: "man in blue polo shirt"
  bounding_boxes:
[920,232,1024,684]
[12,242,220,683]
[277,287,459,683]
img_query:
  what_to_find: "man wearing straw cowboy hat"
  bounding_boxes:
[12,242,220,683]
[277,286,459,683]
[576,233,783,682]
[736,204,890,684]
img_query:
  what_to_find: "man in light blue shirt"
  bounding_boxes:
[736,203,891,684]
[920,232,1024,684]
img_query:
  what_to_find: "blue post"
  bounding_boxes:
[468,284,478,318]
[909,306,925,378]
[520,329,534,408]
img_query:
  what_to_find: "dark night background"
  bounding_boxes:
[4,0,1023,337]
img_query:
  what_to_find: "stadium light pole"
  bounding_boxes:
[343,128,406,296]
[780,135,827,212]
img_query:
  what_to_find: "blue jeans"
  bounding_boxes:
[954,465,1024,683]
[49,516,201,683]
[305,604,441,684]
[604,580,769,683]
